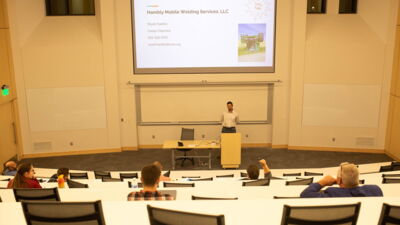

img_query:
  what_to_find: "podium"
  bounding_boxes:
[221,133,241,168]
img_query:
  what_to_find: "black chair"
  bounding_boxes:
[378,203,400,225]
[192,195,238,200]
[283,172,301,176]
[0,196,2,202]
[69,172,89,179]
[359,179,365,184]
[190,177,213,181]
[273,196,301,199]
[176,128,195,167]
[101,177,123,182]
[67,179,89,188]
[94,171,111,179]
[0,178,11,181]
[392,162,400,171]
[216,174,234,178]
[304,171,323,176]
[380,165,394,172]
[182,176,201,179]
[281,202,361,225]
[242,179,270,186]
[163,182,195,188]
[119,172,138,179]
[382,173,400,178]
[13,188,60,202]
[128,181,144,188]
[22,200,106,225]
[382,178,400,184]
[147,205,225,225]
[240,172,248,177]
[163,170,171,177]
[286,177,313,186]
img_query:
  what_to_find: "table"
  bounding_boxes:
[163,140,220,169]
[1,197,400,225]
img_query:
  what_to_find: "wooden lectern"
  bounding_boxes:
[221,133,241,168]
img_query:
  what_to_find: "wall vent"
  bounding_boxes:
[355,137,375,146]
[33,141,53,152]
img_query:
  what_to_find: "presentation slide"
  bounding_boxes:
[132,0,276,74]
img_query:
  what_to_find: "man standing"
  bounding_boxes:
[221,101,239,133]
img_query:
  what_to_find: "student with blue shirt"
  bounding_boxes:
[3,161,17,176]
[300,162,383,198]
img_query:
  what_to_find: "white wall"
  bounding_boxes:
[5,0,398,155]
[288,0,398,150]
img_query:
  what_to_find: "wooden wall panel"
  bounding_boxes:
[391,28,400,96]
[0,0,8,28]
[0,102,17,165]
[387,96,400,160]
[0,29,12,105]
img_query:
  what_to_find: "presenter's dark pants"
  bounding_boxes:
[222,127,236,133]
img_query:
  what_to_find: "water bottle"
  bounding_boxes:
[131,178,138,188]
[57,175,65,188]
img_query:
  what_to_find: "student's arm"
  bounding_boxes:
[259,159,271,178]
[300,176,336,198]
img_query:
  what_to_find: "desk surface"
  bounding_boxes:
[163,140,220,149]
[1,197,400,225]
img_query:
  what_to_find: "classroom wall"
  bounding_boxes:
[288,0,397,151]
[385,4,400,161]
[4,0,398,156]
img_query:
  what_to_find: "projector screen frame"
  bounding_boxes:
[130,0,278,74]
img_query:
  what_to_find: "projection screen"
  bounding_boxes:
[131,0,277,74]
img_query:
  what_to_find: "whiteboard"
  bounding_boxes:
[302,84,381,128]
[27,87,107,131]
[138,85,271,123]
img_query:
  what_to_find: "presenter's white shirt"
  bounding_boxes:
[221,111,239,127]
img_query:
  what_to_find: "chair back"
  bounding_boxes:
[281,202,361,225]
[163,170,171,177]
[378,203,400,225]
[273,196,301,199]
[94,171,111,179]
[358,179,365,184]
[240,172,248,177]
[67,179,89,188]
[101,177,123,182]
[13,188,60,202]
[382,173,400,178]
[286,178,314,186]
[191,177,213,181]
[304,171,323,176]
[380,165,394,172]
[216,174,234,178]
[69,172,89,179]
[119,172,138,179]
[181,128,194,140]
[242,179,270,186]
[283,172,301,176]
[382,178,400,184]
[163,182,195,188]
[22,200,106,225]
[192,196,238,200]
[182,176,200,179]
[147,205,225,225]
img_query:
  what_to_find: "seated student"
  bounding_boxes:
[7,163,42,189]
[153,161,171,181]
[127,164,174,201]
[3,161,17,176]
[48,168,69,182]
[245,159,272,180]
[300,162,383,198]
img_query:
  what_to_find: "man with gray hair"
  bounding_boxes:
[300,162,383,198]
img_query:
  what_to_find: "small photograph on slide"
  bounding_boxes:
[238,24,266,62]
